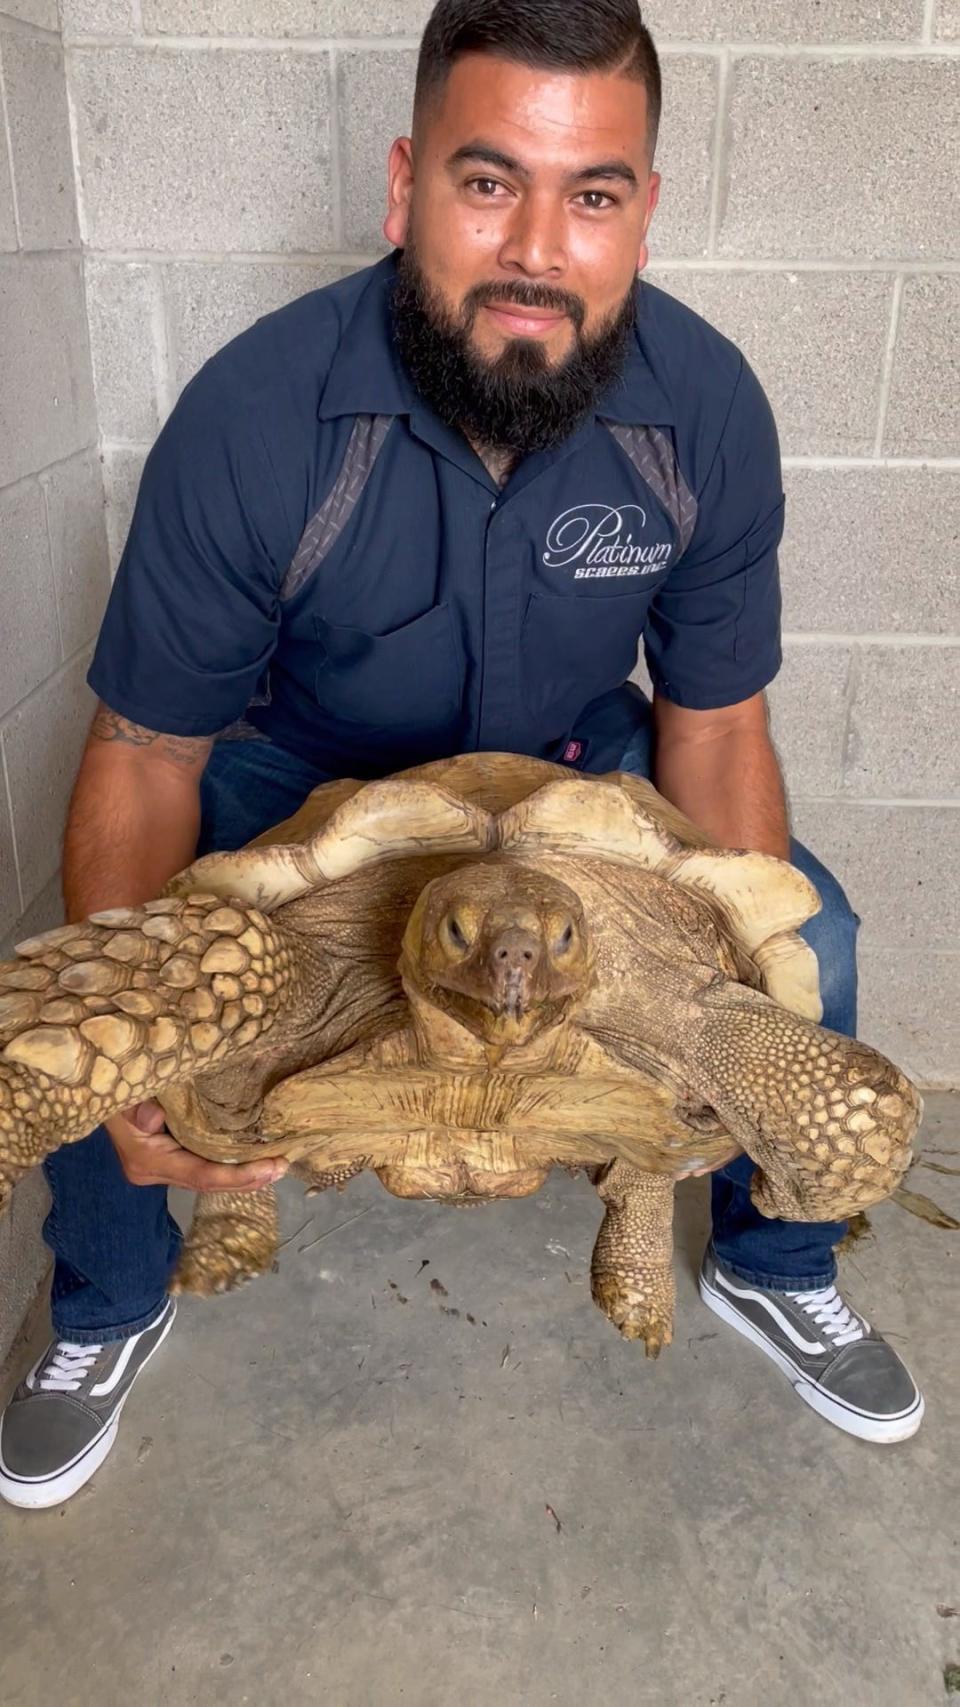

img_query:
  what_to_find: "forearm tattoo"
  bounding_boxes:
[90,706,212,770]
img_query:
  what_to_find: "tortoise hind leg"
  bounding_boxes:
[290,1156,368,1197]
[170,1183,279,1296]
[590,1161,676,1357]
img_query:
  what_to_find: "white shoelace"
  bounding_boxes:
[787,1284,867,1348]
[36,1341,104,1393]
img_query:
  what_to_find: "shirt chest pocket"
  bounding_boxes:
[520,588,655,730]
[313,603,463,744]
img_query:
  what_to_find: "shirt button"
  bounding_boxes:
[490,500,496,511]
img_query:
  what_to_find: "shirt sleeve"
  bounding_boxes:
[642,355,784,711]
[88,360,290,736]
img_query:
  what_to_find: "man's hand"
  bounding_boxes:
[105,1100,287,1193]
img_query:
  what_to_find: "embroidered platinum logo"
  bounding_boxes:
[543,504,674,580]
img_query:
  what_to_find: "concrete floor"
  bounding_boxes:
[0,1095,957,1707]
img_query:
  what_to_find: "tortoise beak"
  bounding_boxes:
[487,927,543,1019]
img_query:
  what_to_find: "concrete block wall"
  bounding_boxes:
[56,2,959,1085]
[0,2,109,1362]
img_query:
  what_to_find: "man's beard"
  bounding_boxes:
[390,245,636,457]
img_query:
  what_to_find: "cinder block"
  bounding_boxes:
[0,2,58,28]
[165,259,355,393]
[0,1168,51,1375]
[0,480,62,720]
[142,0,433,32]
[0,863,62,1365]
[649,269,890,456]
[84,259,161,442]
[43,451,111,660]
[845,645,960,798]
[643,1,922,37]
[70,47,333,252]
[0,99,15,252]
[650,54,718,258]
[0,33,78,250]
[858,948,960,1085]
[0,871,62,958]
[338,50,417,254]
[102,445,146,572]
[0,755,20,947]
[781,467,960,635]
[61,0,136,32]
[718,57,960,259]
[768,643,851,799]
[1,655,95,909]
[790,802,959,946]
[0,255,98,487]
[3,869,64,952]
[882,276,960,457]
[937,0,960,38]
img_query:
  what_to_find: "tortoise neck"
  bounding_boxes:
[404,982,578,1073]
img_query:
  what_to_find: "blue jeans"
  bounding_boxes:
[43,727,856,1342]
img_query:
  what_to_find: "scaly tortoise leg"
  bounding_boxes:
[691,980,922,1221]
[590,1160,676,1357]
[290,1156,368,1197]
[171,1184,280,1296]
[0,899,300,1208]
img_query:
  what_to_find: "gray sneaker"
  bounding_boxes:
[0,1299,176,1509]
[699,1247,923,1444]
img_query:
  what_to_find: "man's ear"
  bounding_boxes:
[637,172,661,274]
[383,135,415,249]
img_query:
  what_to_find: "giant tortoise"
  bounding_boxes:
[0,754,920,1354]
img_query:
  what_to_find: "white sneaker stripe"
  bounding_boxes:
[713,1268,826,1354]
[88,1310,164,1397]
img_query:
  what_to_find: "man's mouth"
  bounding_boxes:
[482,304,567,337]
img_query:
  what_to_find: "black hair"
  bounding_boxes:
[414,0,661,158]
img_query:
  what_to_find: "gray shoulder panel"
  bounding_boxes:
[605,422,698,558]
[281,412,394,602]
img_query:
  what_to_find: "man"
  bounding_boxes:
[0,0,923,1510]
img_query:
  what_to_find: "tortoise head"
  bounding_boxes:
[399,861,592,1047]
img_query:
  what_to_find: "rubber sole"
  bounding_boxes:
[699,1274,924,1445]
[0,1301,176,1510]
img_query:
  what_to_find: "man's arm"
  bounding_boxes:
[61,704,286,1194]
[652,689,789,859]
[64,705,210,919]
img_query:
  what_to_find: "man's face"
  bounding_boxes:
[385,53,660,375]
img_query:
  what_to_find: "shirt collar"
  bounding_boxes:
[595,283,675,426]
[318,254,416,420]
[317,256,674,428]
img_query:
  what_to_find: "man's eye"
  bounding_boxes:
[469,178,504,197]
[579,191,617,211]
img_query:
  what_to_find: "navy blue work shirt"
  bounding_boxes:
[89,254,784,779]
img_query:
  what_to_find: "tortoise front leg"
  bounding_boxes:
[690,980,922,1221]
[170,1184,279,1296]
[0,900,299,1203]
[590,1160,676,1357]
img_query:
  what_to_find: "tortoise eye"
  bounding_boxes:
[554,922,574,955]
[444,914,470,952]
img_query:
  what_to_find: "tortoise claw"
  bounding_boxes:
[591,1271,674,1356]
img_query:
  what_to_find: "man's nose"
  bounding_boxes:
[498,192,566,277]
